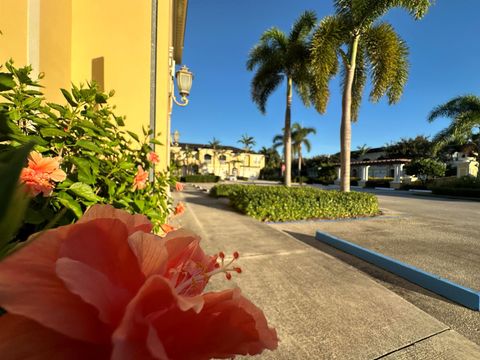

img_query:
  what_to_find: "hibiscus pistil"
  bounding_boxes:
[175,251,242,294]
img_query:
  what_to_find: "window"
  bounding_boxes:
[204,154,212,163]
[219,155,227,164]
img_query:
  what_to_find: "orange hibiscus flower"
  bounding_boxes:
[19,151,66,197]
[174,202,186,216]
[132,165,148,191]
[0,205,277,359]
[147,152,159,164]
[175,181,184,191]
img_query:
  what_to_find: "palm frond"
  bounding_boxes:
[250,62,284,114]
[260,27,289,52]
[289,10,317,43]
[428,95,480,122]
[310,16,346,114]
[364,22,409,104]
[353,0,432,29]
[246,43,276,71]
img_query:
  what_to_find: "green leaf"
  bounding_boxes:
[115,116,125,126]
[127,131,139,142]
[149,138,163,146]
[69,182,101,202]
[61,89,78,107]
[70,157,95,185]
[0,73,15,91]
[95,93,108,104]
[75,139,104,154]
[57,191,83,218]
[40,128,69,138]
[0,143,33,219]
[24,208,46,225]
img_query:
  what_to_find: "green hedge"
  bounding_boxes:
[181,175,220,183]
[365,178,393,188]
[213,185,379,222]
[429,176,480,198]
[209,184,245,198]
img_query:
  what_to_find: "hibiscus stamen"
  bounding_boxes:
[174,251,241,294]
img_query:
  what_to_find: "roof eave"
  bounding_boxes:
[173,0,188,63]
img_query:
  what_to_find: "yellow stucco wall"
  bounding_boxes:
[0,0,28,65]
[39,0,71,103]
[71,0,152,137]
[0,0,179,172]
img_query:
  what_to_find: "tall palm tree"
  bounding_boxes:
[310,0,431,191]
[238,134,256,152]
[247,11,317,187]
[291,123,316,178]
[428,95,480,158]
[208,137,221,174]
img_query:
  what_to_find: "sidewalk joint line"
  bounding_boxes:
[373,328,451,359]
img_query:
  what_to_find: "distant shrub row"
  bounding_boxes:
[181,175,220,183]
[430,176,480,198]
[365,177,394,188]
[210,185,379,222]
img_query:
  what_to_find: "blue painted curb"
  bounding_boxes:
[315,230,480,311]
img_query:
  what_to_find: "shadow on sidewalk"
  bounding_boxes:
[283,230,458,307]
[181,190,239,213]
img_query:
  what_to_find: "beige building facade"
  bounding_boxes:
[171,143,265,180]
[0,0,189,172]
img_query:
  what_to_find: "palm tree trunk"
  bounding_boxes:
[284,77,293,187]
[298,147,303,184]
[340,35,360,192]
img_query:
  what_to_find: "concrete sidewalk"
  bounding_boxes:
[173,187,480,359]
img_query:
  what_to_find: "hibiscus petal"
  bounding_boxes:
[56,258,132,327]
[112,276,277,360]
[49,168,67,182]
[79,204,152,234]
[111,275,204,360]
[59,218,145,298]
[0,227,109,344]
[0,314,110,359]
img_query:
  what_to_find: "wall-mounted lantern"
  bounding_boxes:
[173,65,193,106]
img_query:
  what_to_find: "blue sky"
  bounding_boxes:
[171,0,480,156]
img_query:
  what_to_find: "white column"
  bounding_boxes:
[360,166,370,181]
[334,167,341,185]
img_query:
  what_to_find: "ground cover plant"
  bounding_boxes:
[210,185,379,222]
[0,61,172,243]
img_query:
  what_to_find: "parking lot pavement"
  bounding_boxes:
[270,192,480,345]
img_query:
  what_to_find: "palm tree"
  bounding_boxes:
[259,146,282,168]
[291,123,316,179]
[238,134,256,152]
[428,95,480,158]
[356,144,370,158]
[208,137,221,174]
[310,0,431,191]
[247,11,317,187]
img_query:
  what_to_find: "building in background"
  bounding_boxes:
[0,0,189,171]
[171,142,265,180]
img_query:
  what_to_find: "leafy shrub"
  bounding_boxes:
[399,182,430,191]
[404,158,446,184]
[430,176,480,198]
[259,167,282,181]
[209,184,245,198]
[220,185,379,222]
[0,61,172,239]
[181,174,220,183]
[365,177,393,188]
[236,176,249,181]
[350,177,360,186]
